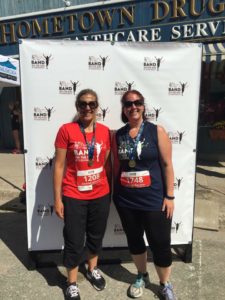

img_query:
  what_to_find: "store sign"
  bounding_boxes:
[0,54,20,86]
[1,0,225,55]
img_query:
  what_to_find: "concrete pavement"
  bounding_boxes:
[0,153,225,299]
[0,210,224,300]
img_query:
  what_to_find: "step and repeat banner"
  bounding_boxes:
[19,40,202,251]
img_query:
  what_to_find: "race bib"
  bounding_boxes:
[77,167,103,191]
[120,170,151,188]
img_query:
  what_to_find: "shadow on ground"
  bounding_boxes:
[196,166,225,178]
[0,196,26,212]
[197,160,225,167]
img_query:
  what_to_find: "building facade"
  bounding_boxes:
[0,0,225,159]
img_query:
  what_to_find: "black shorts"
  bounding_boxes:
[116,206,172,268]
[62,194,110,269]
[11,119,20,130]
[11,114,20,130]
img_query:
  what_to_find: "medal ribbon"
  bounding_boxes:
[126,122,144,161]
[78,121,96,162]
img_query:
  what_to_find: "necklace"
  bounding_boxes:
[78,121,96,167]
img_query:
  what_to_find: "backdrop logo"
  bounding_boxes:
[114,82,128,95]
[0,59,17,81]
[88,55,109,70]
[35,156,54,169]
[168,82,188,96]
[174,177,183,190]
[114,224,124,235]
[168,131,185,144]
[143,57,163,71]
[71,80,80,94]
[59,80,80,95]
[37,204,54,216]
[31,54,53,69]
[171,222,182,234]
[33,107,55,121]
[126,81,135,90]
[96,107,109,121]
[145,107,162,121]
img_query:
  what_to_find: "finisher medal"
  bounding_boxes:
[88,159,93,167]
[128,160,136,168]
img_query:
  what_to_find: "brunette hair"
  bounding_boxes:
[75,89,99,110]
[121,90,146,123]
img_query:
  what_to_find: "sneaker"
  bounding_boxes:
[65,283,81,300]
[127,272,150,298]
[86,267,106,291]
[159,282,176,300]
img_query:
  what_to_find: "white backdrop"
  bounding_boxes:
[19,40,202,251]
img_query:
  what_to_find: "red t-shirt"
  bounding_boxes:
[55,122,110,200]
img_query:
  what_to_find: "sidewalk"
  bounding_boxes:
[195,160,225,229]
[0,153,225,299]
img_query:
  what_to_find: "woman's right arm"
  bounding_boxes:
[53,148,67,219]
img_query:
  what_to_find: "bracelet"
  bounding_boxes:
[165,195,175,200]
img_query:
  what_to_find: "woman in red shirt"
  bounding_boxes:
[54,89,111,300]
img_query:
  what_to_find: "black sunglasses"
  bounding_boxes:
[78,101,98,110]
[123,99,144,108]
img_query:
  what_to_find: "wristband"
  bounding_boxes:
[165,195,175,200]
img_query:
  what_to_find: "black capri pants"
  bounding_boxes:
[116,206,172,268]
[63,194,110,269]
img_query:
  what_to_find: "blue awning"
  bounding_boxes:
[203,43,225,63]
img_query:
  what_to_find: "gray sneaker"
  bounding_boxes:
[159,282,176,300]
[65,283,81,300]
[127,272,150,298]
[86,267,106,291]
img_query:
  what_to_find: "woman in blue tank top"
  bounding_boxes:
[113,90,176,300]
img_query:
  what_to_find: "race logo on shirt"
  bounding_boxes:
[145,107,162,122]
[88,55,109,70]
[114,224,125,235]
[143,57,163,71]
[59,80,80,95]
[118,137,148,160]
[37,204,54,216]
[96,107,109,121]
[73,141,104,162]
[168,82,188,96]
[35,156,54,170]
[33,107,55,121]
[31,54,53,69]
[168,131,185,144]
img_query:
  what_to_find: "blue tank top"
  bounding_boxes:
[115,121,165,211]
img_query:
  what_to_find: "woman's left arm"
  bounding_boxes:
[157,125,175,219]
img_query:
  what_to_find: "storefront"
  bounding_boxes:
[200,42,225,160]
[0,0,225,159]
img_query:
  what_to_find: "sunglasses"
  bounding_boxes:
[123,99,144,108]
[78,101,98,110]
